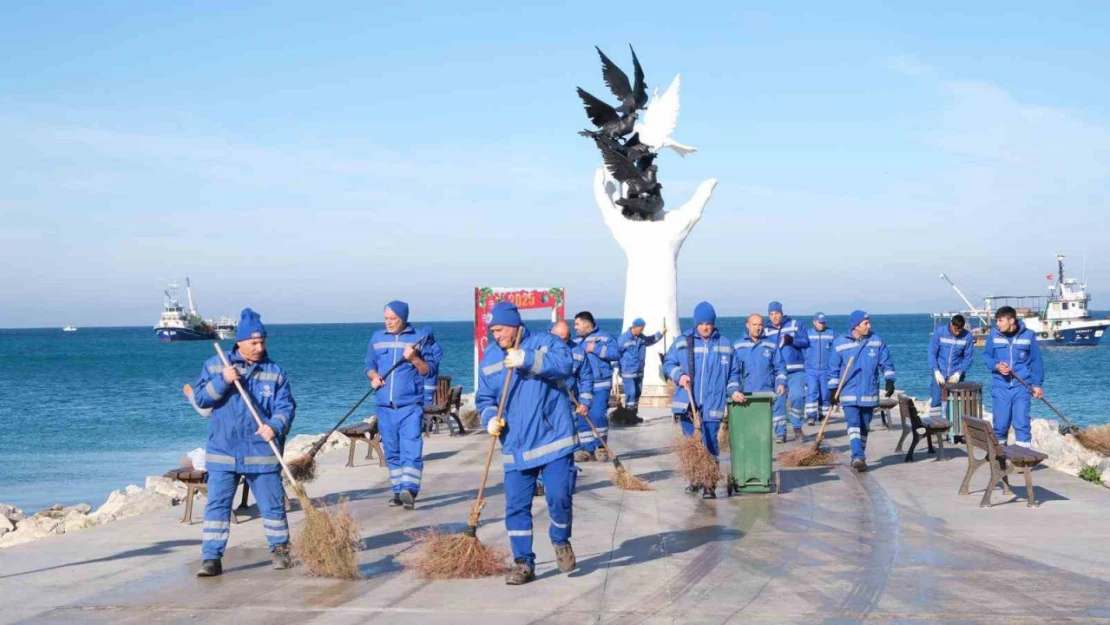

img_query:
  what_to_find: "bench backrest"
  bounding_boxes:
[434,375,452,405]
[961,416,1001,459]
[897,395,924,429]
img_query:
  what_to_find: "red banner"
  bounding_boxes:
[473,287,565,387]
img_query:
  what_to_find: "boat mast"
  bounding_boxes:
[185,277,198,316]
[939,273,989,325]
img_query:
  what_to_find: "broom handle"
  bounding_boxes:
[684,381,704,437]
[213,344,299,489]
[565,390,622,467]
[469,326,523,528]
[813,355,856,446]
[1010,374,1075,429]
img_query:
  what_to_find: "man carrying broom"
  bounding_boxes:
[479,302,578,585]
[982,306,1044,449]
[827,310,896,472]
[366,300,433,510]
[663,301,742,499]
[573,311,621,462]
[192,308,296,577]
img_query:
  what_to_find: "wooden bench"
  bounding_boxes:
[423,376,465,436]
[959,416,1049,508]
[895,395,951,462]
[877,396,899,429]
[166,468,290,524]
[339,421,385,468]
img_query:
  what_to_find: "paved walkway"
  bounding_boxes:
[3,407,1110,624]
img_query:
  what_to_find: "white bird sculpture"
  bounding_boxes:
[633,74,697,156]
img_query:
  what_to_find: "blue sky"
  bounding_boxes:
[2,2,1108,327]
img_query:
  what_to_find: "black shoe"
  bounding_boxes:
[852,459,868,473]
[701,487,717,500]
[683,484,698,495]
[400,490,416,510]
[271,543,293,570]
[388,494,403,507]
[505,559,536,585]
[808,419,816,426]
[196,559,222,577]
[776,435,787,444]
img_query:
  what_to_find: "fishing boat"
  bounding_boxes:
[932,255,1110,346]
[154,278,215,342]
[214,316,238,340]
[62,325,77,332]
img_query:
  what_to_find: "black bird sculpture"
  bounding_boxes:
[597,45,648,115]
[594,138,663,220]
[576,88,637,139]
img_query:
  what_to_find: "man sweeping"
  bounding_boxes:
[982,306,1044,449]
[733,313,786,402]
[192,308,295,577]
[827,311,896,472]
[765,301,810,443]
[617,318,663,422]
[573,311,621,462]
[552,320,594,448]
[663,301,741,499]
[803,312,836,426]
[478,302,578,585]
[365,300,432,510]
[927,314,974,421]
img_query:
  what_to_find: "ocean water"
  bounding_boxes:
[2,314,1107,512]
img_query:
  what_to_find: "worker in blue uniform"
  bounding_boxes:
[193,308,295,577]
[617,318,663,419]
[764,301,810,442]
[365,301,433,510]
[732,313,786,399]
[803,312,836,425]
[828,310,896,472]
[982,306,1044,448]
[572,311,621,462]
[927,314,975,420]
[478,302,578,585]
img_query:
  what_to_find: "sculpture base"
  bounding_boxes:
[637,381,674,409]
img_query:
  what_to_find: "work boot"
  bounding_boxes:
[387,494,403,507]
[400,490,416,510]
[794,427,805,442]
[196,559,222,577]
[554,542,577,572]
[683,484,699,495]
[776,434,787,444]
[852,459,868,473]
[505,559,536,585]
[534,482,545,498]
[595,448,610,463]
[632,409,643,423]
[702,486,717,500]
[808,418,816,427]
[574,450,593,462]
[271,543,293,570]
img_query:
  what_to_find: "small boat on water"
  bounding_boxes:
[62,325,77,332]
[214,316,238,340]
[932,255,1110,346]
[154,278,215,342]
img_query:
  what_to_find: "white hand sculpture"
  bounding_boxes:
[593,166,718,388]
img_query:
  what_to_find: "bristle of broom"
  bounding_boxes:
[286,454,317,483]
[673,434,722,488]
[777,446,839,468]
[405,528,507,580]
[291,489,362,579]
[1075,425,1110,456]
[612,466,652,491]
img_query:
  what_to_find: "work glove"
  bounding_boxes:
[934,370,945,386]
[947,372,962,384]
[487,418,504,436]
[504,348,526,369]
[780,334,793,346]
[885,380,896,398]
[828,389,839,407]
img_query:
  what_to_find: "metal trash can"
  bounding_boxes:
[726,392,778,495]
[942,382,983,444]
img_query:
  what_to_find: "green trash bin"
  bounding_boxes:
[726,392,779,495]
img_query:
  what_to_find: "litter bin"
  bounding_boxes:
[726,392,778,495]
[942,382,983,444]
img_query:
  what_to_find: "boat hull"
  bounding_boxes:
[1045,324,1108,346]
[156,327,215,342]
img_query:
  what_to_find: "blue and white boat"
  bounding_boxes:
[154,278,215,342]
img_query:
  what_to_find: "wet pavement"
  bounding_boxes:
[3,407,1110,624]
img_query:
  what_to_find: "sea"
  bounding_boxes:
[2,314,1108,512]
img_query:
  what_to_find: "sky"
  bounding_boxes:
[2,2,1109,327]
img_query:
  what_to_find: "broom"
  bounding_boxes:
[778,355,855,467]
[1011,374,1110,455]
[213,344,361,579]
[406,328,523,580]
[286,332,430,482]
[673,385,723,488]
[566,390,651,490]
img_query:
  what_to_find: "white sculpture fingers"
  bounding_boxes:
[670,178,719,239]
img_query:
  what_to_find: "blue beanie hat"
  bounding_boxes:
[235,307,267,342]
[385,300,409,324]
[768,301,783,314]
[848,309,869,331]
[489,301,523,328]
[631,318,645,328]
[814,312,827,323]
[693,301,716,325]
